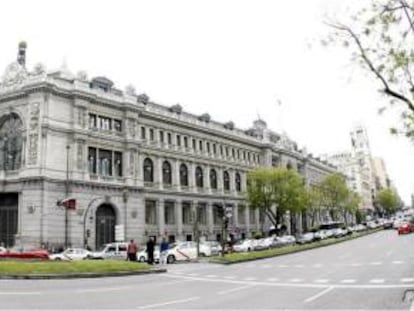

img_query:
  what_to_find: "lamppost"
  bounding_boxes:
[192,202,200,257]
[220,202,233,257]
[64,145,70,249]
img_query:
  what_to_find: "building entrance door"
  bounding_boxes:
[95,204,116,249]
[0,193,18,247]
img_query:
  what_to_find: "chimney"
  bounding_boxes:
[17,41,27,67]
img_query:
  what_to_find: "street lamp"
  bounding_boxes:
[221,202,233,257]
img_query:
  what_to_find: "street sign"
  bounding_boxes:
[115,224,124,242]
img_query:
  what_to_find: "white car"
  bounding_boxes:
[199,241,222,257]
[0,246,7,253]
[137,246,160,263]
[88,242,128,260]
[232,239,254,252]
[166,241,198,263]
[49,248,91,261]
[278,235,296,246]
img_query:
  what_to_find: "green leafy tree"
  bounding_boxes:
[246,168,307,229]
[319,173,350,221]
[325,0,414,140]
[376,188,399,216]
[305,186,324,227]
[342,191,361,226]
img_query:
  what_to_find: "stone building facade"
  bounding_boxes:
[0,43,337,249]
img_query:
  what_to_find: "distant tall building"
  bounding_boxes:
[325,124,391,214]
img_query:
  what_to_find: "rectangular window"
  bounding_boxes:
[149,128,154,141]
[141,127,146,140]
[232,148,235,158]
[164,201,175,225]
[98,149,112,176]
[192,138,196,150]
[160,131,164,143]
[213,144,216,154]
[249,208,256,224]
[206,142,210,154]
[184,136,188,148]
[114,151,122,177]
[238,205,246,225]
[167,133,172,144]
[177,135,181,147]
[213,204,223,225]
[88,114,97,129]
[88,147,97,174]
[220,145,223,155]
[145,200,157,225]
[99,116,111,130]
[237,149,240,159]
[197,203,207,225]
[113,119,122,132]
[226,147,229,157]
[199,140,203,151]
[182,202,192,225]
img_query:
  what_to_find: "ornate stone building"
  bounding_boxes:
[0,43,337,249]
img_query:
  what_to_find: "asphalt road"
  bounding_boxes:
[1,230,414,310]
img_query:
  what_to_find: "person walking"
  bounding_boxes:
[127,239,138,261]
[146,237,155,265]
[159,237,169,265]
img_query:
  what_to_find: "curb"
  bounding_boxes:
[209,229,383,265]
[0,268,167,280]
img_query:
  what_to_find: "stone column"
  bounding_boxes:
[173,159,180,191]
[207,202,214,240]
[158,199,165,236]
[136,152,143,187]
[176,199,183,239]
[189,162,196,192]
[156,157,163,190]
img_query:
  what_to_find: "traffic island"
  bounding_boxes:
[0,260,167,279]
[210,228,383,265]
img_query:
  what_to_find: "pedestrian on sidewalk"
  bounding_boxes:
[160,237,169,265]
[146,237,155,265]
[127,239,138,261]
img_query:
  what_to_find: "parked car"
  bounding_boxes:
[278,235,296,246]
[383,220,393,229]
[199,241,222,256]
[398,223,414,235]
[0,246,49,260]
[232,239,254,252]
[270,236,286,248]
[166,241,198,263]
[297,233,315,244]
[88,242,128,260]
[314,230,329,241]
[333,228,348,238]
[137,246,160,263]
[251,238,272,251]
[49,248,91,261]
[0,247,6,253]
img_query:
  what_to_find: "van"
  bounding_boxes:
[88,242,128,260]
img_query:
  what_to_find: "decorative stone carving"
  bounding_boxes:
[127,118,135,137]
[1,62,27,87]
[77,140,84,170]
[27,103,40,165]
[28,133,38,165]
[224,121,235,130]
[77,107,86,128]
[137,93,149,105]
[33,63,46,75]
[76,70,88,81]
[129,152,134,176]
[0,114,23,170]
[125,84,136,96]
[198,113,211,122]
[170,104,183,114]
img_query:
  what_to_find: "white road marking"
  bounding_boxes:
[370,279,385,284]
[289,278,304,283]
[386,250,393,257]
[312,264,323,268]
[278,264,289,268]
[243,277,257,281]
[260,264,272,268]
[369,262,382,266]
[223,276,236,279]
[188,273,199,276]
[392,261,404,264]
[314,279,329,283]
[341,279,356,284]
[350,263,362,267]
[294,264,304,268]
[304,287,334,303]
[77,287,128,293]
[163,274,414,289]
[266,278,279,282]
[138,296,200,309]
[401,278,414,283]
[205,274,218,278]
[217,285,254,295]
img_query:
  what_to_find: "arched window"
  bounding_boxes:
[210,169,217,189]
[223,171,230,191]
[179,163,188,186]
[143,158,154,182]
[0,114,23,171]
[235,172,241,192]
[195,166,203,188]
[162,161,172,185]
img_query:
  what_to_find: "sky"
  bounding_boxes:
[0,0,413,204]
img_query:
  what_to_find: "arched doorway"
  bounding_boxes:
[0,193,18,247]
[95,204,116,249]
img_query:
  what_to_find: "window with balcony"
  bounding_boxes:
[164,201,175,225]
[213,204,223,225]
[88,114,97,129]
[192,138,196,150]
[145,200,157,225]
[179,163,189,187]
[159,130,164,143]
[199,140,203,151]
[238,205,246,224]
[167,133,172,145]
[206,142,210,154]
[88,147,97,174]
[195,166,203,188]
[149,128,155,141]
[143,158,154,182]
[223,171,230,191]
[114,151,122,177]
[197,203,207,225]
[162,161,172,185]
[210,169,217,189]
[99,149,112,176]
[177,135,181,147]
[113,119,122,132]
[141,127,146,140]
[99,116,112,131]
[184,136,188,148]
